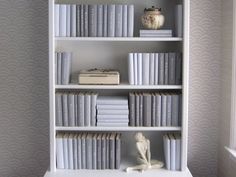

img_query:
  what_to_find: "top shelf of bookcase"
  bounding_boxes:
[55,37,183,42]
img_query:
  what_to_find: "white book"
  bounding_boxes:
[97,109,129,115]
[97,119,129,123]
[149,53,155,85]
[174,134,181,170]
[154,53,159,85]
[73,134,78,169]
[56,134,64,169]
[97,5,103,37]
[122,5,128,37]
[97,123,128,127]
[68,134,74,169]
[134,53,138,85]
[103,5,108,37]
[140,34,172,37]
[127,5,134,37]
[77,134,82,169]
[55,53,57,84]
[142,53,150,85]
[138,53,142,85]
[115,5,123,37]
[175,5,183,37]
[170,134,176,170]
[128,53,134,85]
[63,134,69,169]
[62,52,72,85]
[59,4,67,37]
[97,96,128,105]
[97,114,129,119]
[54,4,60,37]
[97,105,128,110]
[108,4,115,37]
[84,94,91,126]
[71,5,77,37]
[163,134,171,170]
[66,5,71,37]
[140,29,173,34]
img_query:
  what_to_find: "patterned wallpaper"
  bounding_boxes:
[0,0,224,177]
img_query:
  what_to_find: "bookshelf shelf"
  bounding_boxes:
[55,37,183,42]
[55,84,182,90]
[55,126,182,132]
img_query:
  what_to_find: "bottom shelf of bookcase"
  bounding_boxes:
[44,167,192,177]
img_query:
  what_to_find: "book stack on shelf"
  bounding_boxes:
[55,92,98,127]
[129,92,181,127]
[96,96,129,127]
[55,52,72,85]
[140,30,173,37]
[56,132,121,170]
[54,4,134,37]
[163,133,181,171]
[128,52,182,85]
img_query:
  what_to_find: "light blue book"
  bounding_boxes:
[84,94,91,126]
[81,133,87,169]
[97,114,129,119]
[135,93,140,126]
[56,134,64,169]
[68,93,75,126]
[59,4,67,37]
[97,123,128,127]
[103,5,108,37]
[77,134,82,169]
[97,109,129,115]
[74,94,78,126]
[97,5,103,37]
[92,134,97,169]
[106,134,110,169]
[174,134,181,170]
[86,134,93,169]
[139,93,143,126]
[115,134,121,169]
[128,53,134,85]
[54,4,60,37]
[115,5,123,37]
[127,5,134,37]
[129,93,135,126]
[97,96,128,105]
[109,134,116,169]
[57,53,62,85]
[122,5,128,37]
[170,134,176,170]
[71,5,77,37]
[80,4,84,37]
[108,4,115,37]
[171,94,179,126]
[101,134,106,169]
[73,134,78,169]
[66,5,71,37]
[68,134,74,169]
[91,93,97,126]
[163,134,171,170]
[155,93,162,126]
[56,93,63,126]
[151,94,156,126]
[97,104,128,110]
[63,134,69,169]
[97,134,102,169]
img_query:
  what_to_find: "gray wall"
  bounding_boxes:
[0,0,224,177]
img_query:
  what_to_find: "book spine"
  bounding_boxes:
[142,53,150,85]
[149,53,155,85]
[92,136,97,169]
[97,105,128,110]
[62,94,68,126]
[57,53,62,84]
[166,95,172,126]
[84,5,89,37]
[176,53,182,85]
[66,5,71,37]
[122,5,128,37]
[56,135,64,169]
[59,4,67,37]
[171,95,179,126]
[139,94,143,126]
[143,94,151,126]
[110,135,115,169]
[115,134,121,169]
[106,135,109,169]
[84,94,91,126]
[169,53,176,85]
[164,53,169,85]
[80,4,84,37]
[175,5,183,37]
[128,53,134,85]
[74,94,78,126]
[73,136,78,169]
[97,5,103,37]
[97,136,102,169]
[76,5,81,37]
[77,135,82,169]
[103,5,108,37]
[135,93,140,126]
[161,94,167,126]
[170,135,176,170]
[127,5,134,37]
[101,135,106,169]
[63,135,69,169]
[78,94,85,126]
[134,53,138,85]
[81,135,86,169]
[56,93,63,126]
[71,5,77,37]
[86,135,92,169]
[138,53,142,85]
[129,93,135,126]
[98,109,129,115]
[89,5,97,37]
[151,94,156,126]
[68,135,74,169]
[115,5,123,37]
[54,4,60,37]
[154,53,159,85]
[68,94,75,126]
[156,94,162,126]
[91,94,97,126]
[158,53,165,85]
[55,53,57,84]
[108,4,115,37]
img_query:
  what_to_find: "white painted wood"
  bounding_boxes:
[55,84,182,90]
[181,0,190,171]
[49,0,56,172]
[55,126,182,132]
[44,167,193,177]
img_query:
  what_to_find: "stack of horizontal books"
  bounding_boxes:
[96,96,129,126]
[140,30,173,37]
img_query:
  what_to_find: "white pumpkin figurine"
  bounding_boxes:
[141,6,165,30]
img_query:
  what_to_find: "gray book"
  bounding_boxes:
[158,53,165,85]
[62,52,72,85]
[108,4,115,37]
[122,5,128,37]
[73,134,78,169]
[74,94,78,126]
[175,5,183,37]
[63,134,69,169]
[97,96,128,105]
[89,5,97,37]
[115,134,121,169]
[175,53,182,85]
[178,94,182,126]
[171,94,179,126]
[169,53,176,85]
[149,53,155,85]
[77,134,82,169]
[78,93,84,126]
[97,5,103,37]
[103,4,108,37]
[66,5,71,37]
[154,53,159,85]
[56,134,64,169]
[143,93,151,126]
[81,133,87,169]
[166,95,172,126]
[106,134,110,169]
[97,109,129,115]
[92,134,97,169]
[76,5,81,36]
[59,4,67,37]
[142,53,150,85]
[161,94,167,126]
[71,5,77,37]
[84,93,91,126]
[68,93,75,126]
[129,93,135,126]
[91,93,97,126]
[109,133,116,169]
[115,5,123,37]
[163,134,170,170]
[101,134,106,169]
[86,134,93,169]
[56,93,63,126]
[97,105,128,110]
[138,53,143,85]
[174,134,181,170]
[155,93,162,126]
[55,53,57,84]
[127,5,134,37]
[57,53,62,85]
[62,94,68,126]
[164,53,169,85]
[80,4,84,37]
[84,5,89,37]
[54,4,60,37]
[151,94,156,126]
[68,134,74,169]
[97,134,102,169]
[139,93,143,126]
[135,93,140,126]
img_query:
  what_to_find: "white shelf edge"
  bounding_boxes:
[55,84,182,90]
[55,37,183,42]
[55,127,182,132]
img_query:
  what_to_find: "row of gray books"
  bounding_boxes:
[56,132,121,170]
[54,4,134,37]
[128,53,182,85]
[129,92,182,127]
[55,92,98,127]
[139,29,173,37]
[163,133,181,171]
[96,96,129,127]
[55,52,72,85]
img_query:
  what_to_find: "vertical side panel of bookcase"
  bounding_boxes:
[49,0,56,172]
[181,0,190,171]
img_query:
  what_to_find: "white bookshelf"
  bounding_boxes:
[45,0,192,176]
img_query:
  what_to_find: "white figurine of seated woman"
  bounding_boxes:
[126,132,164,173]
